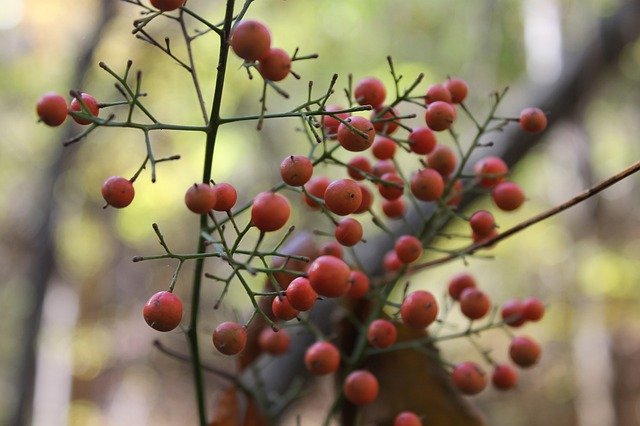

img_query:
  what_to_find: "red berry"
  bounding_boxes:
[354,184,374,214]
[280,155,313,186]
[469,210,495,237]
[307,255,351,297]
[185,183,217,214]
[378,172,404,200]
[335,218,363,247]
[231,19,271,61]
[446,179,464,207]
[69,93,100,125]
[383,250,403,272]
[143,291,183,332]
[251,192,291,232]
[382,197,406,219]
[322,105,350,136]
[36,92,68,126]
[371,106,399,135]
[258,48,291,82]
[400,290,438,329]
[212,182,238,211]
[492,363,518,390]
[102,176,135,208]
[371,136,397,160]
[150,0,185,12]
[394,235,423,264]
[303,176,330,209]
[425,101,456,132]
[410,168,444,202]
[337,116,376,152]
[319,241,344,259]
[519,107,547,133]
[459,288,491,320]
[258,327,291,355]
[427,144,457,176]
[354,77,386,108]
[424,83,452,104]
[452,361,487,395]
[501,299,526,327]
[394,411,422,426]
[212,322,247,355]
[367,319,397,349]
[347,156,372,181]
[509,336,541,368]
[343,370,379,405]
[324,179,363,216]
[372,159,397,178]
[286,277,317,311]
[305,341,340,375]
[522,297,545,321]
[474,156,509,188]
[448,272,477,300]
[492,181,525,211]
[272,295,299,321]
[472,228,499,246]
[346,270,370,300]
[408,127,437,155]
[445,77,469,104]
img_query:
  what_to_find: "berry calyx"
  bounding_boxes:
[102,176,135,208]
[36,92,68,127]
[251,192,291,232]
[143,291,183,332]
[185,183,217,214]
[212,322,247,355]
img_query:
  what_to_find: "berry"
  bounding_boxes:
[150,0,185,12]
[394,235,423,264]
[343,370,379,405]
[382,197,406,219]
[69,93,100,125]
[335,218,363,247]
[474,156,508,188]
[491,364,518,390]
[501,299,526,327]
[337,116,376,152]
[354,77,386,108]
[286,277,318,311]
[410,168,444,202]
[371,136,397,160]
[324,179,363,216]
[371,106,399,135]
[400,290,439,329]
[303,176,330,208]
[305,341,340,375]
[102,176,135,208]
[424,83,452,104]
[469,210,495,238]
[212,322,247,356]
[425,101,456,132]
[258,48,291,82]
[272,295,299,321]
[322,105,351,136]
[367,319,397,349]
[447,272,477,300]
[143,291,183,332]
[522,297,545,321]
[377,172,404,200]
[230,19,271,61]
[383,250,403,272]
[492,181,525,211]
[36,92,67,127]
[212,182,238,211]
[372,159,397,178]
[354,184,374,214]
[459,288,491,320]
[251,192,291,232]
[346,270,370,300]
[446,179,464,207]
[258,328,291,355]
[519,107,547,133]
[408,127,437,155]
[280,155,313,186]
[307,255,351,297]
[427,144,457,176]
[451,361,487,395]
[394,411,422,426]
[445,77,469,104]
[509,336,541,368]
[347,156,372,181]
[185,183,217,214]
[319,241,344,259]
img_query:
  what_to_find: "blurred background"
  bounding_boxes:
[2,0,640,425]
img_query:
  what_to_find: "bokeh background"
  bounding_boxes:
[2,0,640,425]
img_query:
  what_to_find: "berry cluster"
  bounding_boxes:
[37,3,551,424]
